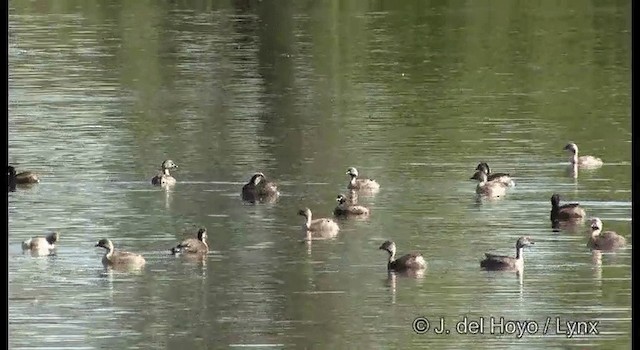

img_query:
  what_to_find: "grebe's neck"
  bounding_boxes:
[515,247,524,261]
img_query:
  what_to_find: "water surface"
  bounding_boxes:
[9,1,631,349]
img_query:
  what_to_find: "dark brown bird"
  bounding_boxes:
[346,167,380,191]
[563,143,603,168]
[472,170,508,198]
[255,172,279,198]
[22,231,59,255]
[298,208,340,240]
[550,193,586,223]
[170,228,209,255]
[473,162,514,187]
[587,218,626,251]
[378,240,427,272]
[95,239,146,269]
[241,172,279,203]
[480,236,534,271]
[151,160,178,186]
[333,194,370,217]
[8,165,40,191]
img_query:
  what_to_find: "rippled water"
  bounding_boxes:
[9,1,631,349]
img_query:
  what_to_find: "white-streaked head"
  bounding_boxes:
[161,160,178,169]
[475,162,490,173]
[470,170,489,182]
[590,217,603,231]
[472,170,489,183]
[378,240,396,255]
[197,228,208,241]
[563,143,578,154]
[249,172,265,185]
[298,208,312,219]
[95,238,114,251]
[346,167,359,177]
[515,236,535,249]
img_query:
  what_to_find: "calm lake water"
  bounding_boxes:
[8,1,631,349]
